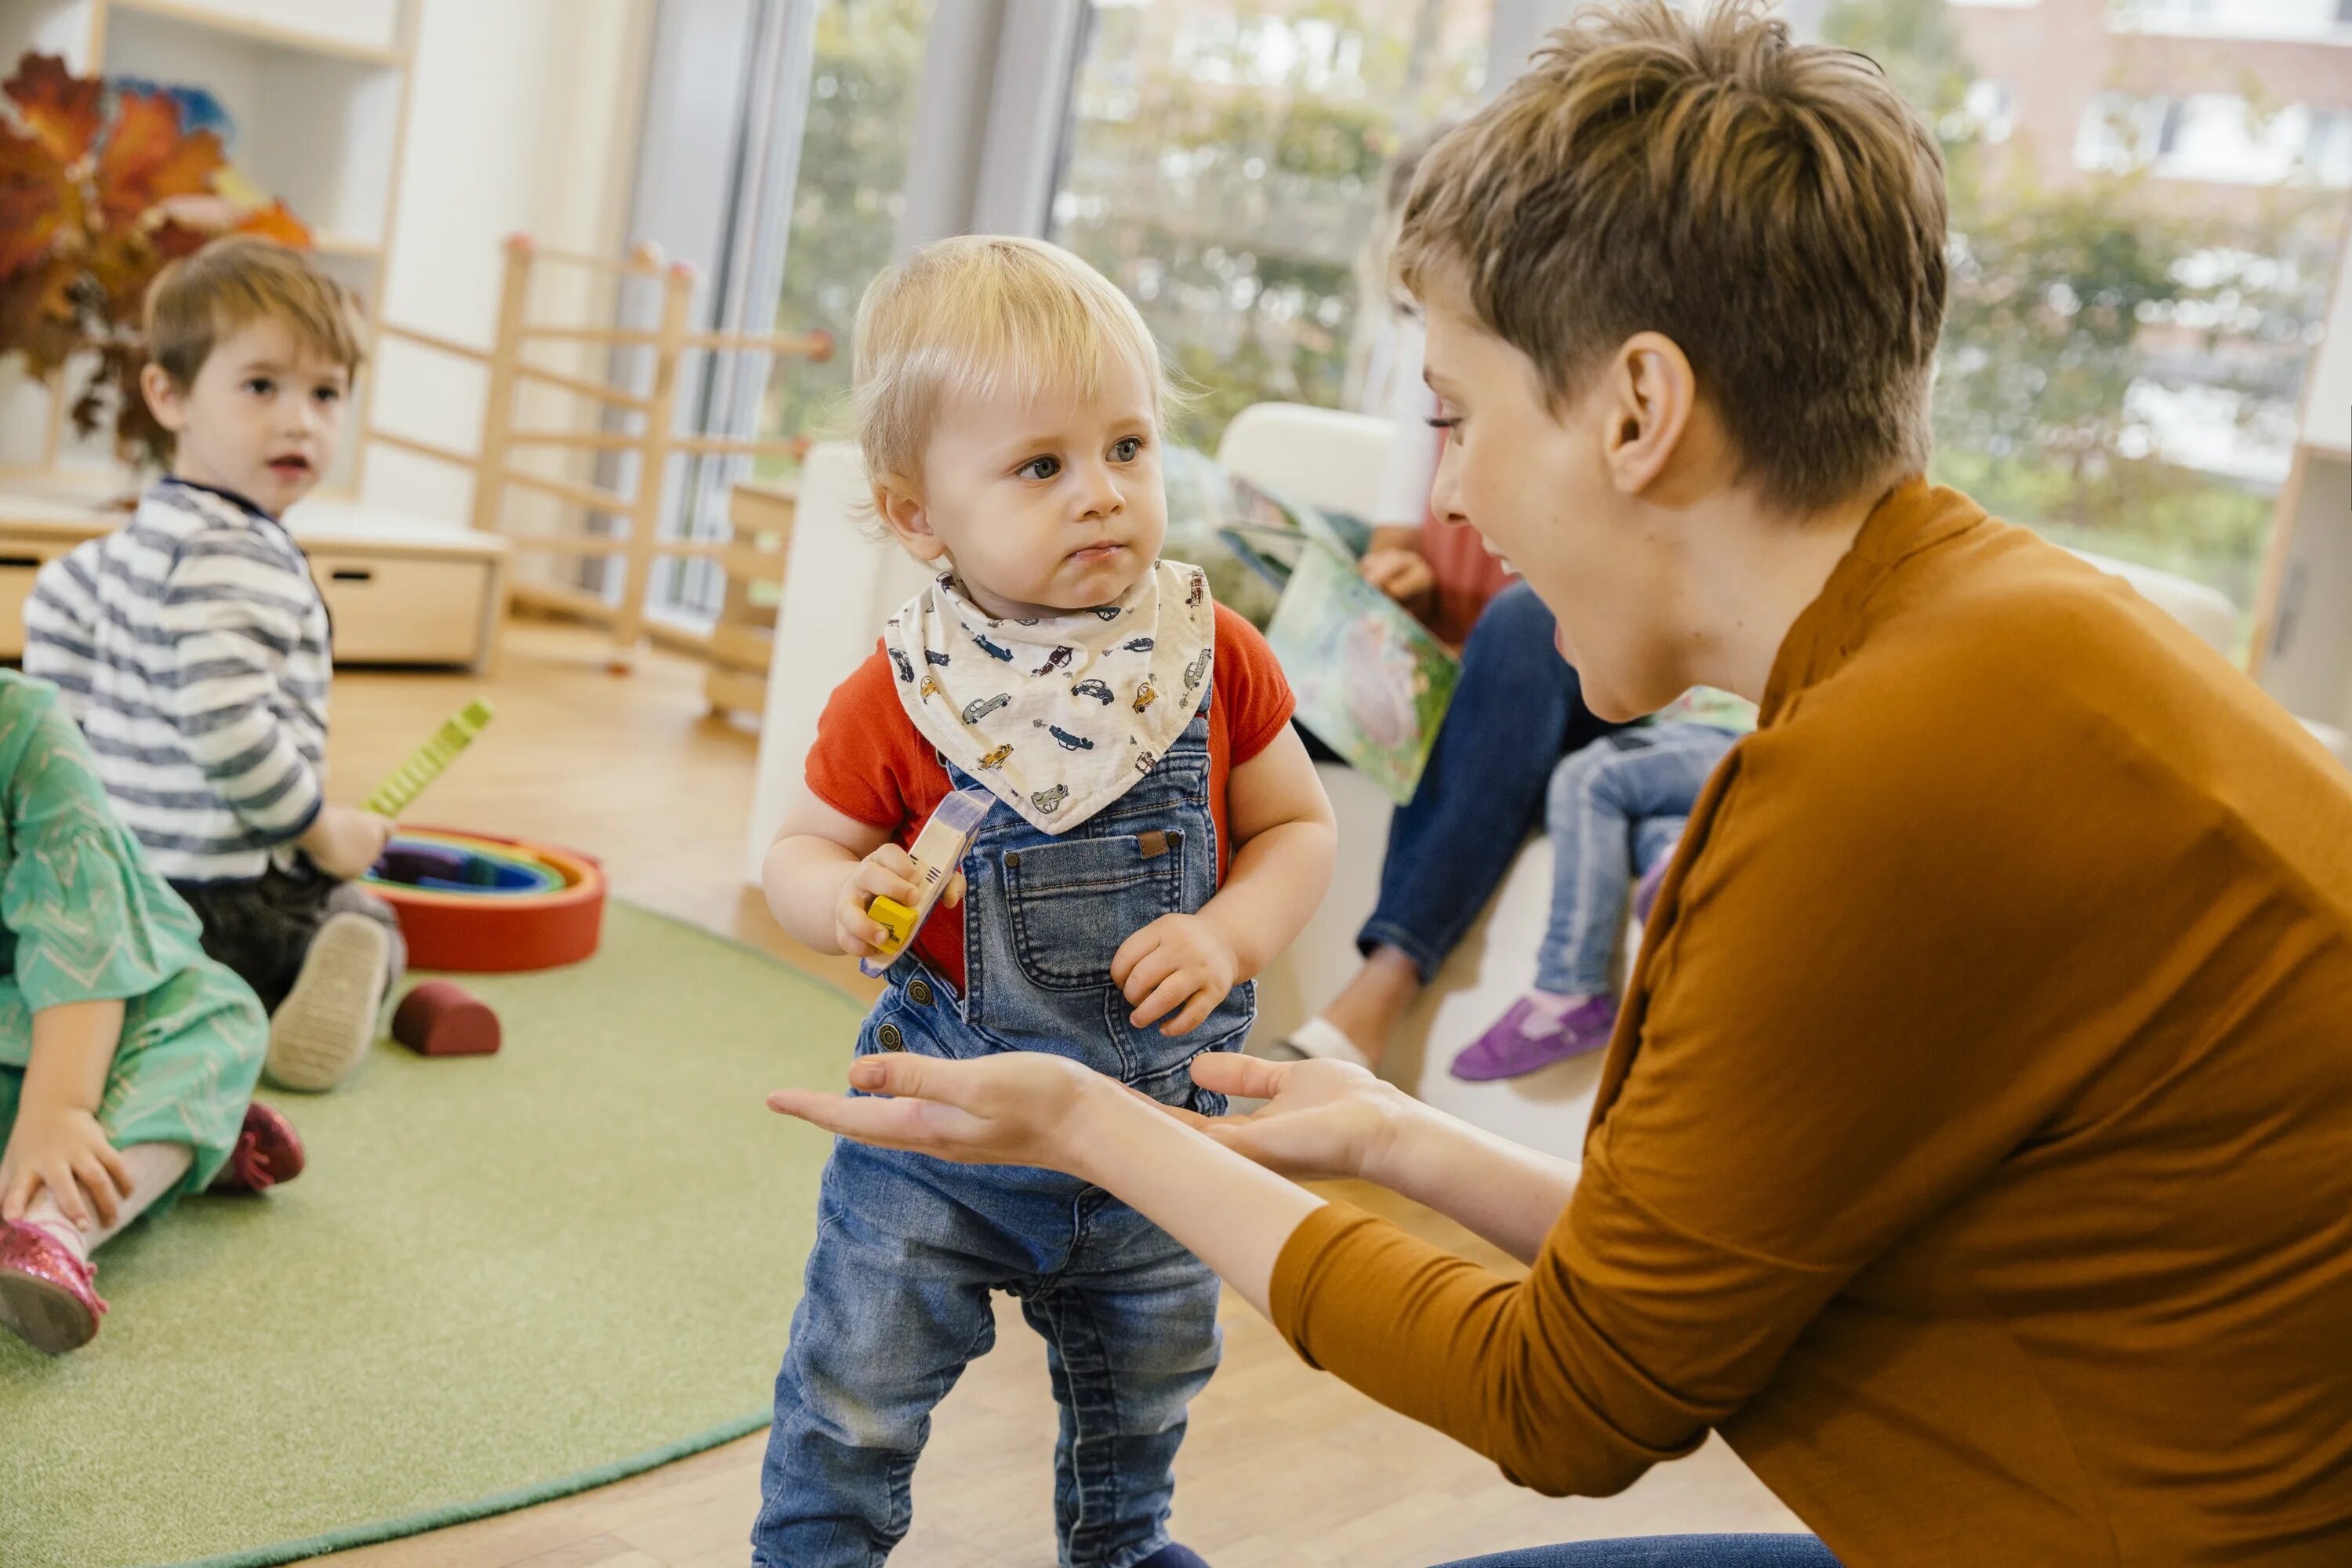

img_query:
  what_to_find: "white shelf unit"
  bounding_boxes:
[0,0,416,497]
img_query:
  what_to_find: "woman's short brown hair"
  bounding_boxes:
[146,237,365,389]
[1396,0,1948,513]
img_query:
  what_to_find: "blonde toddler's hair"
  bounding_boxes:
[851,235,1168,488]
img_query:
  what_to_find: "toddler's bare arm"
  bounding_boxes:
[764,786,920,958]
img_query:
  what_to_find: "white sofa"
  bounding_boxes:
[750,405,2346,1164]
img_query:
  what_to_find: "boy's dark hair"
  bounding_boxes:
[146,237,366,389]
[1396,0,1948,512]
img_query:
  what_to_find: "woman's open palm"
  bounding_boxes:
[1182,1053,1409,1183]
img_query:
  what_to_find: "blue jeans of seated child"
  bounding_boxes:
[754,695,1250,1568]
[1537,723,1739,996]
[1358,581,1630,979]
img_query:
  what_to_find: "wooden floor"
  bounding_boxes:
[302,622,1799,1568]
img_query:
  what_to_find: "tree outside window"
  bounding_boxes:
[1052,0,1493,452]
[1827,0,2347,622]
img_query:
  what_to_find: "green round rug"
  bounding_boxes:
[1,902,868,1568]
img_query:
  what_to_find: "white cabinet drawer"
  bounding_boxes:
[311,554,493,666]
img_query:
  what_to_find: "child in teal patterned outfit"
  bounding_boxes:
[0,670,292,1354]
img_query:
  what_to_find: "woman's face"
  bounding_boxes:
[1420,276,1684,724]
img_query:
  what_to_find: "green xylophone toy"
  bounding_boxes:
[365,698,497,816]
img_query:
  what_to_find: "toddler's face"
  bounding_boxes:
[880,354,1167,622]
[143,316,347,517]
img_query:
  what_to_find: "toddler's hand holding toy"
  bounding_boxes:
[1112,913,1240,1035]
[836,843,964,960]
[302,804,397,881]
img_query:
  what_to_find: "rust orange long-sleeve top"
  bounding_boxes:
[1271,480,2352,1566]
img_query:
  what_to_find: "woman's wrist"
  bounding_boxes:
[1355,1083,1459,1193]
[1059,1072,1169,1189]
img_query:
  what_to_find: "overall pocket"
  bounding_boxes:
[1001,831,1184,992]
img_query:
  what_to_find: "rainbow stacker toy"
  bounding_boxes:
[366,699,495,816]
[366,828,606,971]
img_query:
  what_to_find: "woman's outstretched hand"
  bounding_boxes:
[768,1051,1118,1175]
[1177,1053,1413,1184]
[769,1049,1418,1193]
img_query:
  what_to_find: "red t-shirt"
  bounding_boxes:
[806,602,1296,991]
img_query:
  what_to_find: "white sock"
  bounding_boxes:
[20,1142,193,1257]
[1284,1017,1374,1071]
[1523,988,1595,1021]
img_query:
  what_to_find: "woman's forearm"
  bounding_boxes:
[1369,1093,1581,1265]
[24,999,126,1117]
[1072,1083,1328,1315]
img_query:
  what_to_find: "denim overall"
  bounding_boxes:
[754,693,1254,1568]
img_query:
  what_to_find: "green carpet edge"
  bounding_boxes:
[158,898,860,1568]
[157,1411,773,1568]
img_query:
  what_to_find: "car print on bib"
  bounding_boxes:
[1071,679,1116,705]
[963,692,1012,725]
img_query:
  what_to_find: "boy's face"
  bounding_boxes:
[1421,274,1687,724]
[142,316,349,517]
[876,354,1167,622]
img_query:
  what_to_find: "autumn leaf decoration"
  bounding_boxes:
[0,53,313,466]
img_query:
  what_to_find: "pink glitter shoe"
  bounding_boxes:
[0,1220,107,1354]
[211,1100,307,1193]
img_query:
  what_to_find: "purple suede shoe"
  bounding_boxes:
[1632,855,1672,924]
[1449,994,1618,1082]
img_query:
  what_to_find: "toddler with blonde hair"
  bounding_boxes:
[753,235,1335,1568]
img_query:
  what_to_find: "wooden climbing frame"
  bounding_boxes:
[365,234,826,671]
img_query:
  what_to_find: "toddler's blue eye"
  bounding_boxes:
[245,379,274,396]
[1111,437,1142,462]
[1019,456,1061,481]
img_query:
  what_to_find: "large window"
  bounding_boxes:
[1051,0,1494,450]
[756,0,934,470]
[1828,0,2349,619]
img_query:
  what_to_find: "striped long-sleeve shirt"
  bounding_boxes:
[24,478,332,883]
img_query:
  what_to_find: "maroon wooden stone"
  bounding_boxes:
[391,980,503,1058]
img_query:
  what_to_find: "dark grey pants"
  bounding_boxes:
[171,864,408,1014]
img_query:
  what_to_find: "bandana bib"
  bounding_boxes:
[884,559,1216,833]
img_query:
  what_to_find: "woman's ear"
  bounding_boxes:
[872,477,948,563]
[140,364,189,434]
[1599,332,1698,498]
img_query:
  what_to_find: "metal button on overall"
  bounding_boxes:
[906,979,934,1007]
[877,1023,905,1051]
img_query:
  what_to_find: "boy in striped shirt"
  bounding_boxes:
[24,239,405,1093]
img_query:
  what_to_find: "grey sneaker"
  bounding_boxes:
[267,913,391,1091]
